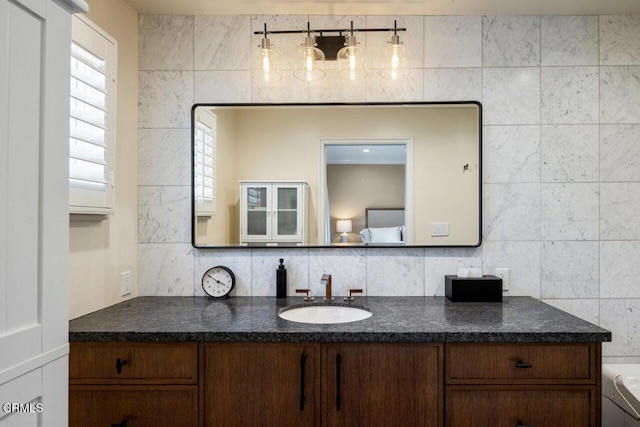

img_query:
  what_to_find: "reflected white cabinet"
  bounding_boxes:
[240,181,308,246]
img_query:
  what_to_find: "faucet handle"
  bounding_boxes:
[295,289,315,302]
[344,288,363,301]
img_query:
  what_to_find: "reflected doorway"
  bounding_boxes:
[320,139,413,245]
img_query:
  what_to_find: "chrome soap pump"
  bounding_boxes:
[276,258,287,298]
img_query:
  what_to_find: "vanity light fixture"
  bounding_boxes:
[256,23,282,83]
[254,20,407,82]
[293,22,326,82]
[380,21,406,80]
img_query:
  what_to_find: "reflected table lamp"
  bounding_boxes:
[336,219,352,243]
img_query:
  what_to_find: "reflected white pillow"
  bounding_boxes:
[369,226,402,243]
[359,228,372,243]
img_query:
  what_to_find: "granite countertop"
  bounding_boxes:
[68,296,611,343]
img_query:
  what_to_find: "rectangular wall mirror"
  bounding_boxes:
[192,102,482,248]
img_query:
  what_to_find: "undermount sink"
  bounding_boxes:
[278,303,372,324]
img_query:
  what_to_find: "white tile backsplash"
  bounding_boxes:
[541,16,598,66]
[424,16,482,68]
[138,129,191,186]
[600,241,640,298]
[138,186,191,243]
[541,66,599,124]
[600,15,640,66]
[483,125,540,183]
[541,125,599,183]
[483,183,541,241]
[482,16,540,67]
[139,15,194,71]
[194,16,251,71]
[541,183,599,241]
[601,183,640,240]
[138,13,640,360]
[423,68,482,102]
[366,248,425,296]
[600,66,640,123]
[139,71,194,129]
[600,124,640,181]
[482,67,541,125]
[541,241,599,298]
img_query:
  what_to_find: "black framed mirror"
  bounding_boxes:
[191,102,482,248]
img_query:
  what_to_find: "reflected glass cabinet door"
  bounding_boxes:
[242,184,271,240]
[240,181,307,245]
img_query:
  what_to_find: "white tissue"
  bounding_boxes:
[468,267,483,278]
[457,268,470,278]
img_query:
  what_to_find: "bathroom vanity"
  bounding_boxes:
[68,296,610,426]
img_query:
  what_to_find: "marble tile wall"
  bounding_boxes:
[137,14,640,361]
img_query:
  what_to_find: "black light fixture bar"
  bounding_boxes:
[253,24,406,36]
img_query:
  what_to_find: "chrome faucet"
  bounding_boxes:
[321,274,332,301]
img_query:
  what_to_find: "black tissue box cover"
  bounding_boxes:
[445,275,503,302]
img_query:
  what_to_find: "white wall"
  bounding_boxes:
[136,14,640,363]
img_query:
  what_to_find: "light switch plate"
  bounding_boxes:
[430,222,449,237]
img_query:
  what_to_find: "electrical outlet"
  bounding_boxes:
[121,271,132,296]
[495,268,509,293]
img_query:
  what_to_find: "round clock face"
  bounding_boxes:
[202,266,235,298]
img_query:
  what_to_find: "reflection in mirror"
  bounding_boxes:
[325,143,407,244]
[191,102,481,248]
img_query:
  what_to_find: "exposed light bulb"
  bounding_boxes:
[294,35,325,82]
[256,24,281,83]
[380,22,406,80]
[337,35,365,81]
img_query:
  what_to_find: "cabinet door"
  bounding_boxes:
[323,343,443,427]
[272,184,303,241]
[446,386,595,427]
[203,343,319,427]
[69,386,198,427]
[240,184,272,242]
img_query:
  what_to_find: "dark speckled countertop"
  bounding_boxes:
[68,296,611,343]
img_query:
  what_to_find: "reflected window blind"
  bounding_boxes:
[69,41,108,192]
[194,114,216,215]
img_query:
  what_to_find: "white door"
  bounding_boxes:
[0,0,85,425]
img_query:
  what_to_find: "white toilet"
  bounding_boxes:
[603,365,640,426]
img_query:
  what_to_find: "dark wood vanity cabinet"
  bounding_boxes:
[69,342,198,427]
[201,342,443,427]
[445,343,601,427]
[322,343,443,427]
[201,343,319,427]
[69,341,600,427]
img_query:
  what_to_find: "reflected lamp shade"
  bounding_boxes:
[336,219,352,243]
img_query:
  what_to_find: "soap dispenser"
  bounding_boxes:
[276,258,287,299]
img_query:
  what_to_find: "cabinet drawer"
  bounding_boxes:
[446,343,595,384]
[70,386,197,427]
[446,386,595,427]
[70,342,198,384]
